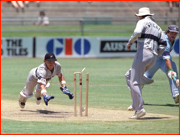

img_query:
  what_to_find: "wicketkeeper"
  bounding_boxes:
[18,52,74,108]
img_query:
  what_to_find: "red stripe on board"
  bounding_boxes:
[65,38,72,55]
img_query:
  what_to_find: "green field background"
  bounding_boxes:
[1,23,179,134]
[1,58,179,134]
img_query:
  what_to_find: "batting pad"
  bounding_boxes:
[35,89,41,98]
[19,91,33,103]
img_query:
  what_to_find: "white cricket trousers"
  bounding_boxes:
[21,68,41,96]
[125,48,157,111]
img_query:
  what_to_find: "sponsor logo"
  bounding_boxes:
[46,38,91,55]
[74,39,91,55]
[2,39,28,56]
[46,39,63,55]
[100,40,137,52]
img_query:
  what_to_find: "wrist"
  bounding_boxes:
[61,85,67,90]
[41,89,47,96]
[61,81,66,85]
[169,68,173,71]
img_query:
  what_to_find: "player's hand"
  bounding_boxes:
[60,85,74,99]
[127,44,131,51]
[43,94,55,106]
[168,70,177,79]
[176,79,179,87]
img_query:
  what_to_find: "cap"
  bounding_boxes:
[44,52,57,61]
[135,7,154,16]
[168,25,179,33]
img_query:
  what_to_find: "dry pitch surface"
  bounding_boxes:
[1,99,178,122]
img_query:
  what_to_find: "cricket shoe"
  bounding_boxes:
[19,101,25,108]
[174,93,179,104]
[43,94,55,106]
[127,105,134,111]
[127,101,145,111]
[35,97,41,105]
[130,108,146,119]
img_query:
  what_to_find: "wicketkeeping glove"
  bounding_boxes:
[168,69,177,80]
[60,85,74,99]
[43,94,55,106]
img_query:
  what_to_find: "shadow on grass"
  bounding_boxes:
[129,117,172,120]
[20,109,73,118]
[144,103,179,107]
[21,109,72,114]
[139,117,170,120]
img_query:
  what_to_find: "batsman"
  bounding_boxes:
[18,52,74,108]
[141,25,179,103]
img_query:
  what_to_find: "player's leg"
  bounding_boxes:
[141,60,162,88]
[127,59,160,111]
[19,90,33,108]
[130,48,156,118]
[19,68,37,108]
[126,68,145,111]
[125,69,135,111]
[125,68,132,91]
[126,68,142,111]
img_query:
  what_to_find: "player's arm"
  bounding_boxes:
[39,83,46,95]
[157,32,167,57]
[36,68,54,105]
[127,20,144,51]
[58,74,66,88]
[165,57,179,86]
[38,82,54,106]
[37,75,48,95]
[165,58,172,70]
[126,43,131,51]
[59,74,74,99]
[162,51,177,80]
[165,58,179,87]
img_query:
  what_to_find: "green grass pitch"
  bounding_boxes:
[1,58,179,134]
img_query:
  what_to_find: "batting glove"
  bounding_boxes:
[176,79,179,87]
[168,69,177,80]
[60,85,74,99]
[43,94,55,106]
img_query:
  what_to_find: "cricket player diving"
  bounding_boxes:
[128,25,179,111]
[125,7,167,119]
[18,52,74,108]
